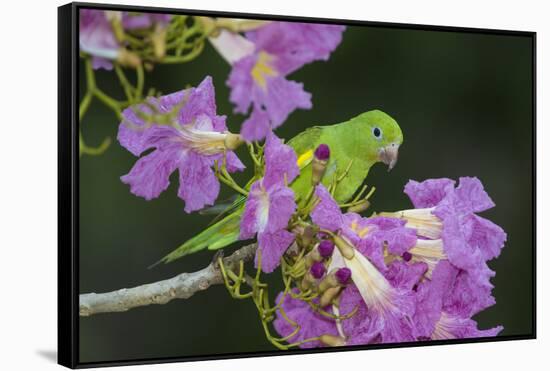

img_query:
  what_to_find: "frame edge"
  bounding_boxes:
[58,2,78,369]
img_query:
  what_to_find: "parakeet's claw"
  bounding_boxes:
[378,142,400,171]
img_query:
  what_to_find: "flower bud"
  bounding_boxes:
[402,251,412,262]
[301,261,326,290]
[335,267,352,284]
[319,268,352,292]
[311,144,330,185]
[310,261,326,279]
[116,49,141,69]
[151,24,168,60]
[300,274,315,291]
[319,334,346,347]
[319,286,342,307]
[314,143,330,161]
[318,240,335,258]
[347,199,370,213]
[301,266,323,291]
[305,247,322,267]
[296,225,317,249]
[333,235,355,260]
[224,133,244,150]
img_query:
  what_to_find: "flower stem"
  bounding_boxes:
[79,92,93,121]
[136,63,144,100]
[79,131,111,157]
[92,88,123,119]
[114,64,135,102]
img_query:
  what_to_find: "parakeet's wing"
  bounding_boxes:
[199,194,242,216]
[288,126,323,169]
[152,209,244,267]
[200,176,258,225]
[200,194,246,226]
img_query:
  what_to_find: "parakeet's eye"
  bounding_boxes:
[372,127,382,139]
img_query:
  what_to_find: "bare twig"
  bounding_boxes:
[79,243,258,316]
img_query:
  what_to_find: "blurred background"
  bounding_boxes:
[78,17,534,363]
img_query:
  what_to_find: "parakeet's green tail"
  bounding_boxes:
[154,209,243,266]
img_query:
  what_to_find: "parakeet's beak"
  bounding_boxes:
[378,143,399,171]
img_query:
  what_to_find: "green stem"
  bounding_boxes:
[93,88,123,119]
[162,42,204,64]
[114,65,135,102]
[216,161,248,196]
[79,92,93,121]
[247,143,262,168]
[79,131,111,157]
[136,63,144,100]
[217,174,248,196]
[84,58,96,90]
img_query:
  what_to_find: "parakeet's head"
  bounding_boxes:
[354,110,403,171]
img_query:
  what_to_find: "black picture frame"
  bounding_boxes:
[58,2,537,368]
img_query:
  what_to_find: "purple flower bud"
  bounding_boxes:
[314,144,330,161]
[318,240,335,258]
[335,267,351,284]
[402,251,412,262]
[310,262,326,279]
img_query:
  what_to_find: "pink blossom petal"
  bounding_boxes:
[311,184,343,231]
[413,260,456,338]
[265,186,296,233]
[227,55,256,114]
[273,290,339,349]
[385,260,427,290]
[404,178,455,208]
[432,313,503,340]
[177,151,220,213]
[260,76,312,129]
[256,229,295,273]
[455,177,495,213]
[239,181,264,239]
[225,151,246,173]
[120,149,179,200]
[240,106,271,142]
[263,132,299,188]
[443,262,496,318]
[79,9,120,69]
[463,214,507,261]
[177,76,220,126]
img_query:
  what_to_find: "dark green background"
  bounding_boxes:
[79,20,534,363]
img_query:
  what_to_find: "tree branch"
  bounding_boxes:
[79,243,258,317]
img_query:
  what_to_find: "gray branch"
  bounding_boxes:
[79,243,258,317]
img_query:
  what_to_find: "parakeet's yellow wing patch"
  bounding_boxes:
[296,149,314,169]
[288,126,322,169]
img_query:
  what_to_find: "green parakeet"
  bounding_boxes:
[159,109,403,264]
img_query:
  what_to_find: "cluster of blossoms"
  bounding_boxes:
[79,12,344,157]
[108,14,507,350]
[116,19,345,214]
[80,9,171,70]
[210,21,345,141]
[116,76,506,349]
[271,176,506,346]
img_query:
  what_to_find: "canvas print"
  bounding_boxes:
[75,5,534,364]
